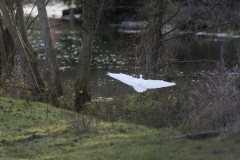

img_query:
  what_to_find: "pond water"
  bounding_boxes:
[177,34,240,74]
[25,3,240,98]
[29,18,129,97]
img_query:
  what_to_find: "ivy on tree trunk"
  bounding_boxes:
[0,0,45,95]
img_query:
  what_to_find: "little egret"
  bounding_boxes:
[107,72,176,92]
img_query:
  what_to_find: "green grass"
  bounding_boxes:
[1,97,240,160]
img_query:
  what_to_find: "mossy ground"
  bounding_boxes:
[0,97,240,160]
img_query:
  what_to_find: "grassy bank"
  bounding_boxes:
[0,97,240,160]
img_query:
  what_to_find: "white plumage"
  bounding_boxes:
[107,72,176,92]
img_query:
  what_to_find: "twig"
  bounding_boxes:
[164,0,224,37]
[165,19,240,41]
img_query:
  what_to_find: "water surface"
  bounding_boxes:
[25,3,240,97]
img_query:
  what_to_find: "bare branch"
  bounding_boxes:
[165,19,240,41]
[26,0,50,30]
[164,0,224,36]
[159,0,182,30]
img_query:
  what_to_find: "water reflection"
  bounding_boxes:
[178,35,240,61]
[29,17,129,97]
[29,18,240,97]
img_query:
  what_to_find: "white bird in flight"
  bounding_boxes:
[107,72,176,92]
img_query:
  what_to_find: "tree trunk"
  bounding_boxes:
[0,1,14,81]
[0,0,43,94]
[16,0,36,56]
[74,0,98,111]
[146,0,166,78]
[36,0,63,106]
[0,22,6,76]
[16,0,45,95]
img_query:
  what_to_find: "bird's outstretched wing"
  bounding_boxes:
[145,80,176,89]
[107,72,176,92]
[107,72,137,86]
